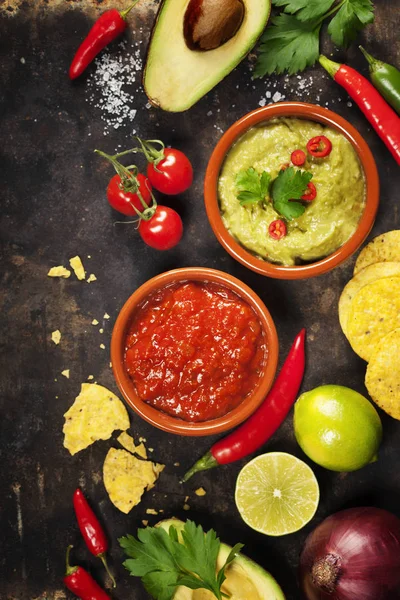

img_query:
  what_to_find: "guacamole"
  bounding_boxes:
[218,118,366,266]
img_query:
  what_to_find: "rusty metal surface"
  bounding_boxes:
[1,1,400,599]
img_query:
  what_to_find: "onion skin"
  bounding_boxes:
[299,507,400,600]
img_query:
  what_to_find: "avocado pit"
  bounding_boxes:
[184,0,245,51]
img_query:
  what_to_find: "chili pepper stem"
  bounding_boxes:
[181,451,218,483]
[99,553,116,588]
[65,545,78,576]
[359,46,383,72]
[319,55,339,79]
[120,0,142,20]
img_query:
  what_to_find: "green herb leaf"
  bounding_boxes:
[271,167,312,220]
[254,14,321,77]
[272,0,336,22]
[235,168,271,205]
[120,521,244,600]
[328,0,374,47]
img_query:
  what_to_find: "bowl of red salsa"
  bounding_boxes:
[111,268,279,436]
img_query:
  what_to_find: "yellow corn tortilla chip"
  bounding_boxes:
[117,431,147,459]
[51,330,62,345]
[354,231,400,275]
[48,266,71,278]
[365,328,400,419]
[103,448,164,514]
[347,277,400,362]
[339,262,400,337]
[63,383,129,455]
[69,256,86,280]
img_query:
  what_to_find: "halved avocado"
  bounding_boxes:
[156,519,285,599]
[144,0,271,112]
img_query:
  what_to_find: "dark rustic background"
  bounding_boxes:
[1,1,399,598]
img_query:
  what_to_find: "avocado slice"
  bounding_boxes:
[144,0,271,112]
[157,519,285,599]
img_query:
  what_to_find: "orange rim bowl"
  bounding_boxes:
[111,267,279,436]
[204,102,380,280]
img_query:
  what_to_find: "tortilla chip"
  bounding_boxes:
[339,262,400,337]
[347,277,400,362]
[117,431,147,459]
[48,266,71,278]
[365,328,400,419]
[63,383,129,455]
[51,330,62,345]
[354,231,400,275]
[69,256,86,280]
[103,448,164,514]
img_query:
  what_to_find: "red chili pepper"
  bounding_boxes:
[69,0,140,80]
[319,55,400,166]
[268,219,287,240]
[301,182,317,202]
[73,489,116,588]
[182,329,306,482]
[64,545,111,600]
[306,135,332,158]
[291,149,306,166]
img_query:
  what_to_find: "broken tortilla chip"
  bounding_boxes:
[69,256,86,280]
[63,383,129,455]
[103,448,164,514]
[51,330,62,345]
[48,266,71,278]
[117,431,147,459]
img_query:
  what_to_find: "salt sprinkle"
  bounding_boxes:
[85,41,143,134]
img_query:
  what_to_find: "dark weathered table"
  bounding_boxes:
[1,1,399,598]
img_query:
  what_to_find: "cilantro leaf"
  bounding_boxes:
[120,521,244,600]
[272,0,336,22]
[328,0,374,47]
[236,168,271,205]
[254,14,321,77]
[271,167,312,220]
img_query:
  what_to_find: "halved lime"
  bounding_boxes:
[235,452,319,536]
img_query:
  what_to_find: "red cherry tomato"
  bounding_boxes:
[139,206,183,250]
[301,182,317,202]
[147,149,193,195]
[107,173,152,216]
[268,219,287,240]
[306,136,332,158]
[291,149,306,166]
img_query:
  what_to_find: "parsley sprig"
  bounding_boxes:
[120,520,244,600]
[255,0,375,76]
[235,166,312,220]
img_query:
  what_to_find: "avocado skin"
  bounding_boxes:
[143,0,271,112]
[156,518,286,599]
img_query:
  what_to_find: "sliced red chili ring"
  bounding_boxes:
[306,135,332,158]
[291,149,306,166]
[269,219,287,240]
[301,182,317,202]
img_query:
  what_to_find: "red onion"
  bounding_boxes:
[299,507,400,600]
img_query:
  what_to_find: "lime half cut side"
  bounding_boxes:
[235,452,319,536]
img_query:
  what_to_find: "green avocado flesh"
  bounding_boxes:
[157,519,285,599]
[144,0,271,112]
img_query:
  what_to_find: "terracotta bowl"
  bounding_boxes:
[204,102,379,279]
[111,267,279,436]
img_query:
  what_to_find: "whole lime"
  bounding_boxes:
[294,385,382,472]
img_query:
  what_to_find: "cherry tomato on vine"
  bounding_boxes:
[107,173,152,216]
[139,206,183,250]
[147,148,193,195]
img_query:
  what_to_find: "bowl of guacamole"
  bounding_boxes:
[204,103,379,279]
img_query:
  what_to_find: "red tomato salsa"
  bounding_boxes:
[124,281,267,422]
